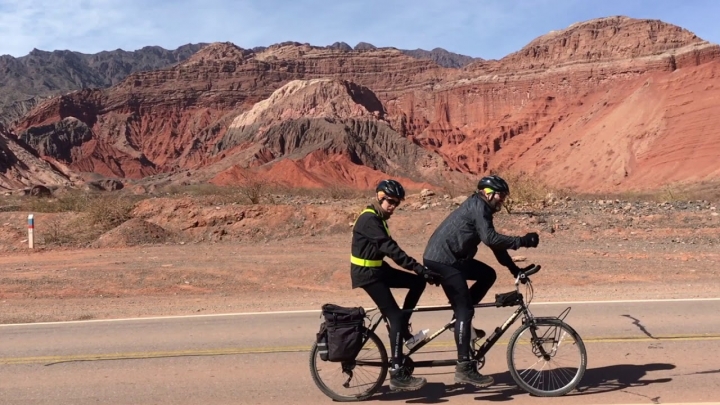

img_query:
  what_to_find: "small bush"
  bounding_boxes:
[21,190,92,213]
[326,183,357,200]
[232,171,272,204]
[491,170,550,214]
[84,195,135,228]
[42,217,74,246]
[427,171,476,198]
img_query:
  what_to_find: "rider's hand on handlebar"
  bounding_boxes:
[415,265,443,286]
[424,273,442,286]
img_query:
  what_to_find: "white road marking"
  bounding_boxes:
[1,297,719,327]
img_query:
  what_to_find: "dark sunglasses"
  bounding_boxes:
[384,197,401,206]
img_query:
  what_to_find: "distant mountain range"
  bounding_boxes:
[0,42,478,125]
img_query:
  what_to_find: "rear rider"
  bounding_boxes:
[350,179,442,391]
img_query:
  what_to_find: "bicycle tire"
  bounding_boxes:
[506,318,586,397]
[309,327,388,402]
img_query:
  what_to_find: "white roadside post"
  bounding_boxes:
[28,214,34,249]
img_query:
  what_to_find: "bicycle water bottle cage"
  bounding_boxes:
[494,291,522,307]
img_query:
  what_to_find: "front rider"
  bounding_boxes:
[351,179,442,392]
[422,175,539,387]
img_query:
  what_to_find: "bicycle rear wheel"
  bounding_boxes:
[507,318,586,396]
[309,327,388,402]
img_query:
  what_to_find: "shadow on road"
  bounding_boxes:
[373,363,676,403]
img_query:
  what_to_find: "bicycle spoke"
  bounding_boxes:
[507,320,586,396]
[310,329,388,401]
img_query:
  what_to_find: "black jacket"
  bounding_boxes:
[350,203,423,288]
[423,193,522,272]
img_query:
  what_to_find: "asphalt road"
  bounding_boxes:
[1,298,720,404]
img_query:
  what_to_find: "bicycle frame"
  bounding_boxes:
[312,264,588,401]
[357,267,571,369]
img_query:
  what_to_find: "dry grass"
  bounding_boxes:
[427,171,476,198]
[490,170,553,213]
[272,184,371,201]
[41,217,74,246]
[570,179,720,203]
[15,191,141,246]
[159,183,249,205]
[6,175,715,249]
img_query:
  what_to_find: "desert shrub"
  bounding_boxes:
[426,171,476,198]
[326,183,358,200]
[230,172,272,204]
[319,184,373,200]
[162,183,227,197]
[42,217,74,246]
[17,191,140,246]
[491,170,550,214]
[21,190,92,213]
[84,194,135,227]
[440,178,476,198]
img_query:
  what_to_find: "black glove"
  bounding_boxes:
[414,264,443,286]
[519,232,539,248]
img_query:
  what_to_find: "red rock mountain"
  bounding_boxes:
[0,123,74,190]
[9,16,720,193]
[207,78,443,188]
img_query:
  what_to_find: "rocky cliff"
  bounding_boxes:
[387,16,720,191]
[7,16,720,193]
[0,123,73,190]
[0,44,208,126]
[12,42,449,180]
[207,79,443,188]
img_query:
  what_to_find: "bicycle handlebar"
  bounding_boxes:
[515,264,541,285]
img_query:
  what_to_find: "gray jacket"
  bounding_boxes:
[423,193,522,270]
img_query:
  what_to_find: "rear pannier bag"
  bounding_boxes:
[317,303,366,362]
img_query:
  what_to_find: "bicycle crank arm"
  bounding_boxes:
[411,359,457,368]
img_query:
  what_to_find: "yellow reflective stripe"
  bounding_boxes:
[353,208,390,236]
[350,256,383,267]
[351,208,390,267]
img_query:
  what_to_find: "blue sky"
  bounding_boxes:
[1,0,719,60]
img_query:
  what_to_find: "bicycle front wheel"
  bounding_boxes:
[507,318,586,396]
[309,327,388,402]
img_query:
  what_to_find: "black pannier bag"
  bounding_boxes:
[316,322,329,361]
[316,303,366,362]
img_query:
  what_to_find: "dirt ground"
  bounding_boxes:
[1,192,719,324]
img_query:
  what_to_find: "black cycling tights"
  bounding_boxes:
[423,259,497,361]
[362,265,426,368]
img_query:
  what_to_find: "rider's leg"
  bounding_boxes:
[362,278,427,391]
[424,260,494,387]
[382,266,426,318]
[361,280,404,368]
[441,272,475,361]
[381,266,428,345]
[423,260,472,356]
[459,259,497,305]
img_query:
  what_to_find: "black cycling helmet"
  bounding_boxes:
[376,179,406,200]
[477,175,510,194]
